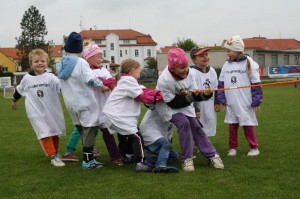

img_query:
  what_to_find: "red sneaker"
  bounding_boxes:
[61,153,79,162]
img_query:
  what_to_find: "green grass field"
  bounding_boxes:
[0,86,299,199]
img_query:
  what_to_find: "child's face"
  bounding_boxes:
[30,55,48,75]
[226,49,241,61]
[193,52,210,68]
[129,66,142,80]
[87,53,103,68]
[171,65,189,79]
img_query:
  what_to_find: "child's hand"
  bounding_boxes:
[254,106,260,112]
[101,85,110,92]
[11,102,17,110]
[195,111,200,119]
[203,88,213,97]
[214,104,220,112]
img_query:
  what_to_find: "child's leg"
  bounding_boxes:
[145,137,171,167]
[170,113,193,161]
[117,133,132,158]
[66,127,81,154]
[229,123,239,149]
[243,126,258,149]
[39,136,57,156]
[188,117,216,158]
[52,135,59,153]
[127,132,144,163]
[101,128,121,161]
[77,125,98,162]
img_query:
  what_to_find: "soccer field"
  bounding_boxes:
[0,86,299,199]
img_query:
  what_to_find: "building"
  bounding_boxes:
[79,29,157,70]
[157,37,300,77]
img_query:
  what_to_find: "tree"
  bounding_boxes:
[177,38,197,52]
[15,5,50,70]
[144,57,157,70]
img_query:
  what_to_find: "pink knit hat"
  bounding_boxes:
[82,44,103,60]
[168,48,188,69]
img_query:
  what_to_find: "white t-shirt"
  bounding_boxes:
[140,109,175,146]
[93,67,113,128]
[156,66,197,122]
[17,72,66,140]
[102,76,143,135]
[60,58,101,127]
[219,57,260,126]
[190,66,218,136]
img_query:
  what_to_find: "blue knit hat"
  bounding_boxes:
[64,32,83,53]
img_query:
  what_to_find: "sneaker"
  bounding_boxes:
[82,159,103,169]
[209,154,224,169]
[134,162,152,172]
[228,149,237,157]
[112,159,123,166]
[51,156,65,167]
[152,165,179,173]
[61,153,79,162]
[123,154,134,164]
[182,158,194,172]
[247,148,260,156]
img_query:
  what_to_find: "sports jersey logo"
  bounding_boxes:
[203,79,211,88]
[37,90,44,98]
[231,76,237,84]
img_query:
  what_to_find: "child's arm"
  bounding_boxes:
[11,90,22,110]
[135,88,163,104]
[251,83,263,107]
[98,76,116,90]
[217,81,226,105]
[167,91,212,109]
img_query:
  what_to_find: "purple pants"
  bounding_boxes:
[170,113,217,161]
[101,128,122,161]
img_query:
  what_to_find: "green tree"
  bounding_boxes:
[15,5,50,71]
[145,57,157,70]
[177,38,197,51]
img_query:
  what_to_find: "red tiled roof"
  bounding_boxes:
[160,46,177,53]
[0,48,20,59]
[80,29,157,45]
[50,45,64,57]
[243,38,300,50]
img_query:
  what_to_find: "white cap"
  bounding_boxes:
[224,35,244,52]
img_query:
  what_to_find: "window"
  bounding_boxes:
[294,55,299,65]
[103,50,106,58]
[120,50,123,57]
[257,54,265,66]
[95,40,101,44]
[125,50,128,55]
[124,40,130,44]
[271,55,278,66]
[147,49,151,57]
[111,56,115,63]
[110,43,114,51]
[135,49,139,57]
[1,66,8,72]
[283,55,289,65]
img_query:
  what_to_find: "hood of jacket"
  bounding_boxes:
[58,56,79,80]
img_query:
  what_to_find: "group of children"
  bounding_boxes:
[11,32,263,173]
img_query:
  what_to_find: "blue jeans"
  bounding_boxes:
[145,137,178,167]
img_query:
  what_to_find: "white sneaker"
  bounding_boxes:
[209,154,224,169]
[247,148,260,156]
[182,158,195,172]
[51,156,65,167]
[227,149,237,157]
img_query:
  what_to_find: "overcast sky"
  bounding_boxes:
[1,0,299,48]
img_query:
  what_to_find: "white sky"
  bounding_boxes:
[1,0,300,48]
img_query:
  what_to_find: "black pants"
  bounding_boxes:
[118,132,144,163]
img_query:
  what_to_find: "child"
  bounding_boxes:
[11,49,66,167]
[61,44,123,165]
[155,48,224,172]
[140,108,179,173]
[58,32,106,169]
[190,46,220,136]
[218,35,263,157]
[102,58,162,172]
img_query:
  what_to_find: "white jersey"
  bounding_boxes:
[190,66,218,136]
[16,72,66,140]
[102,76,142,135]
[219,57,260,126]
[60,58,101,127]
[156,66,197,122]
[93,67,113,128]
[140,109,175,146]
